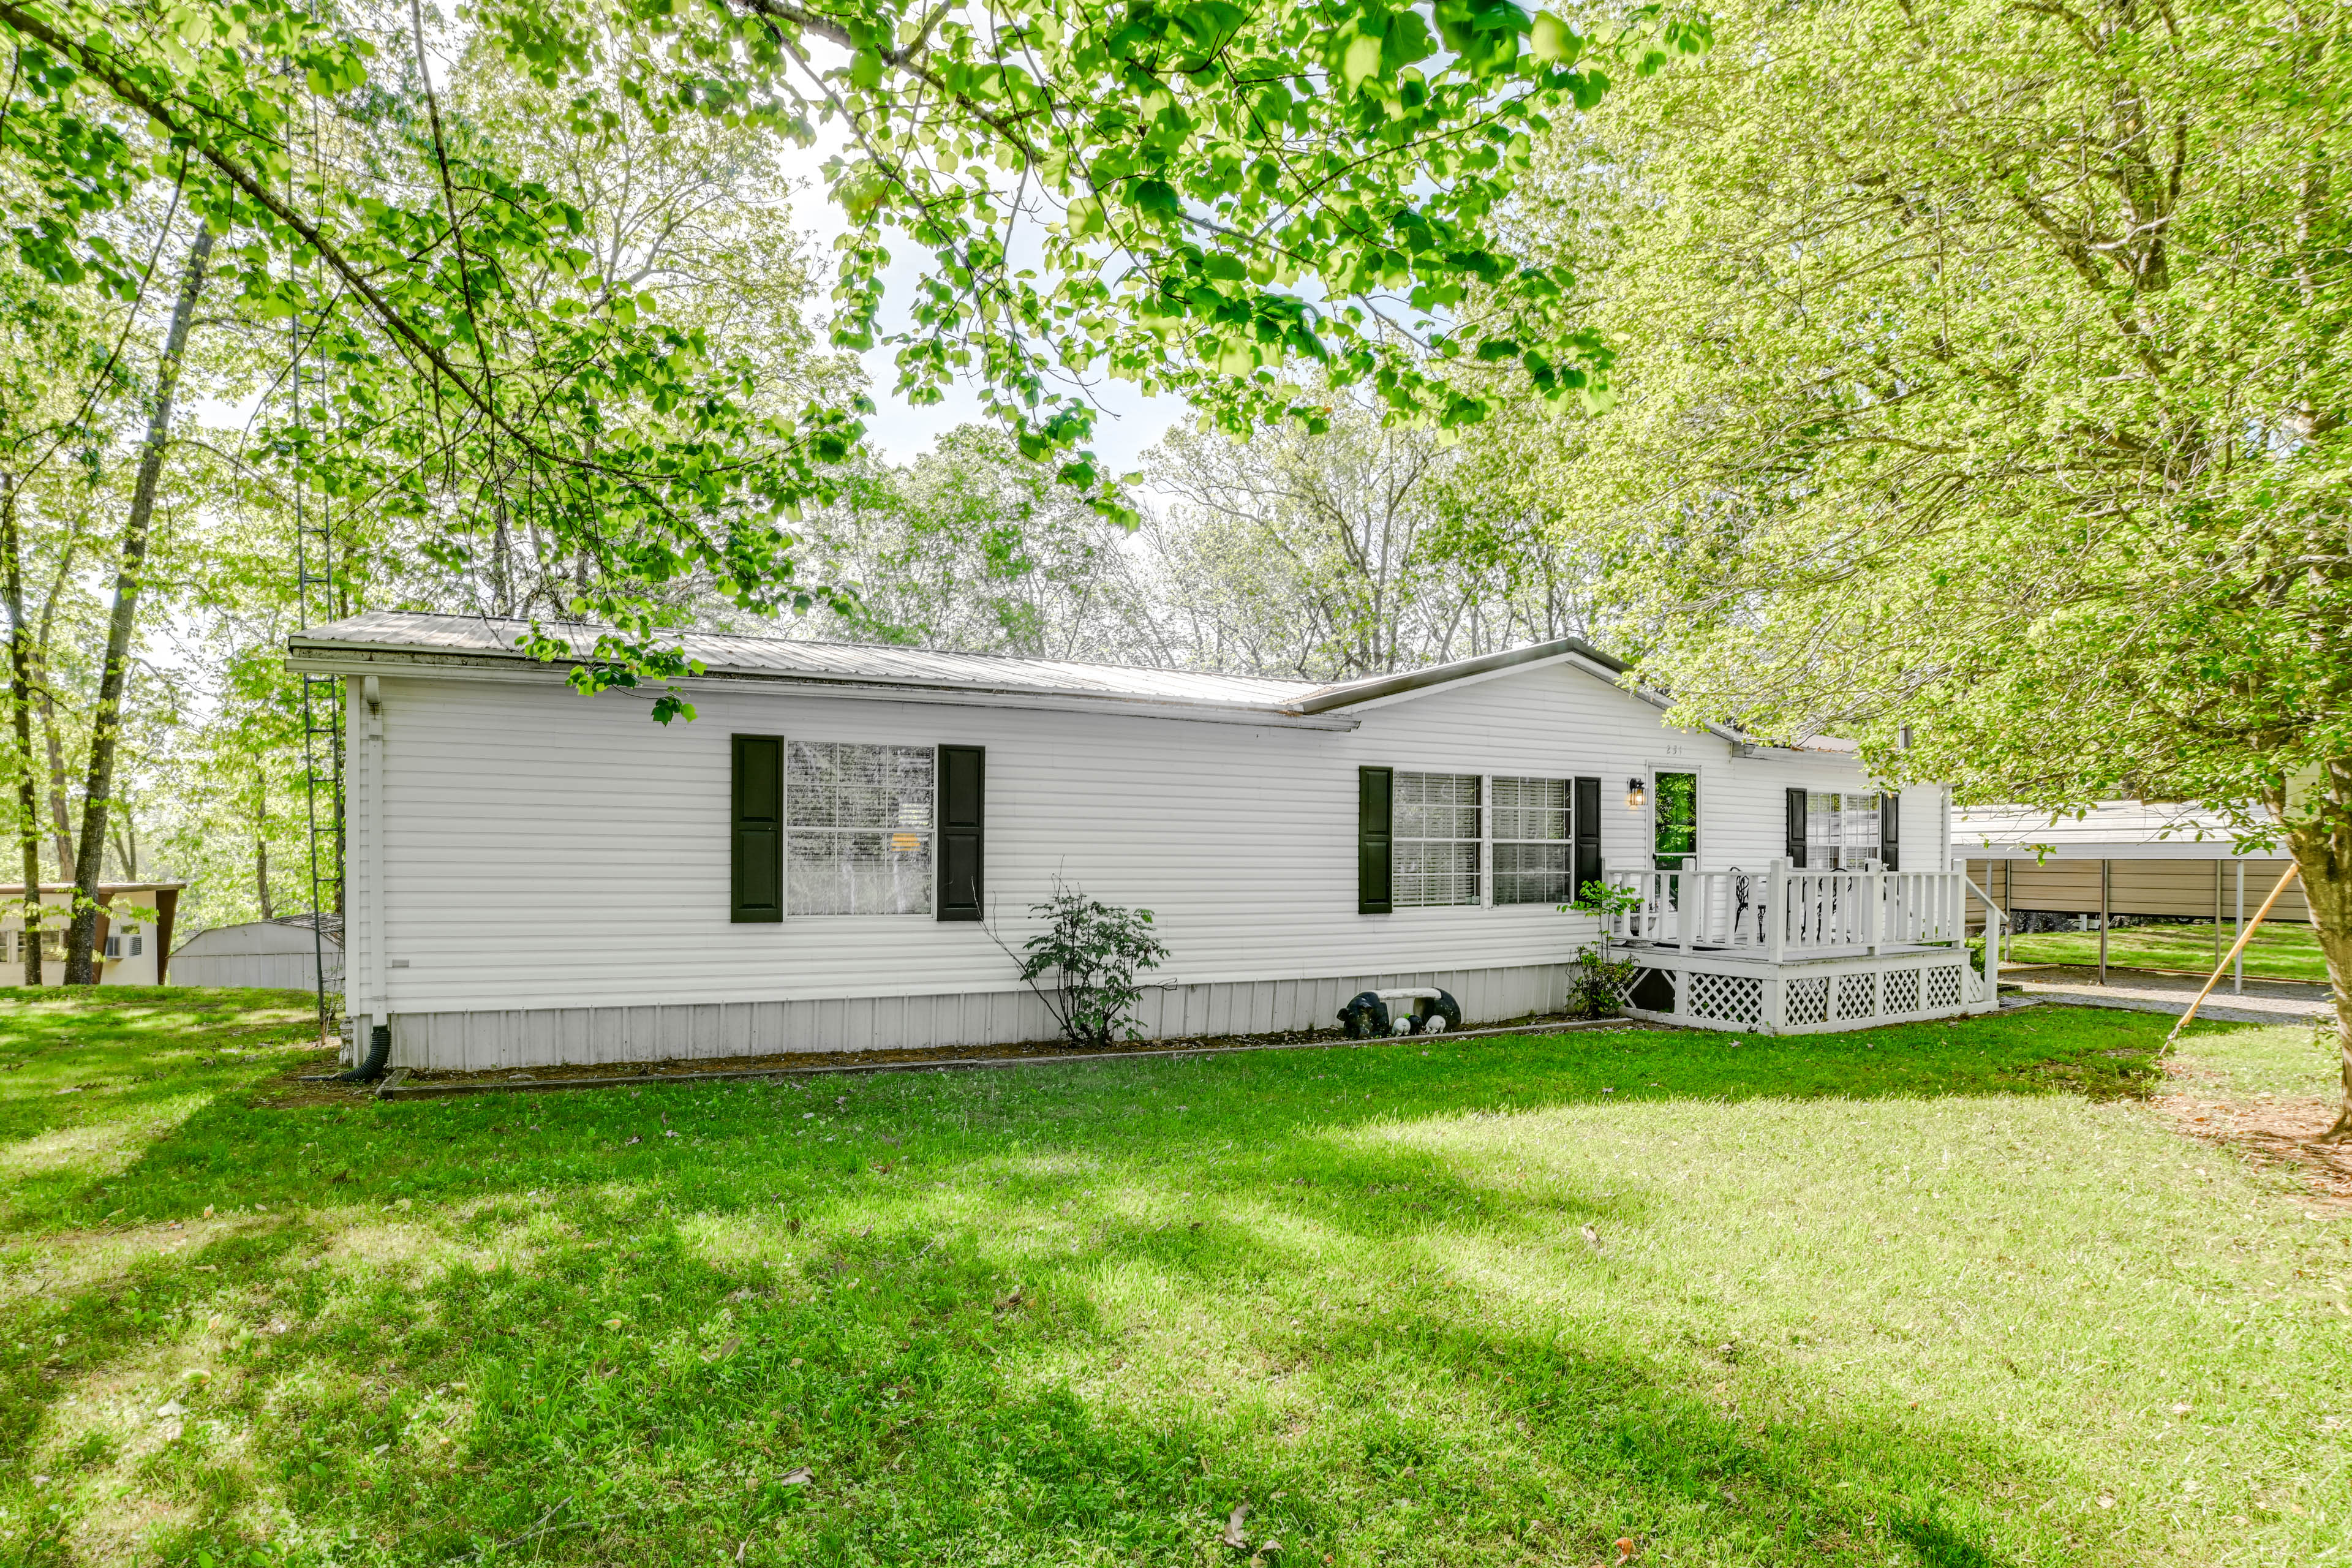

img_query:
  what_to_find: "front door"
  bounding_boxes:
[1653,772,1698,871]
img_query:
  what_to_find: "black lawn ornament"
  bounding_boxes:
[1338,988,1461,1039]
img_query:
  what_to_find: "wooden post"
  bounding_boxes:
[2168,865,2301,1046]
[2098,859,2109,984]
[1865,869,1883,956]
[1767,858,1787,964]
[2213,861,2223,974]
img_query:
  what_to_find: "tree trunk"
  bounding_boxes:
[40,694,70,877]
[2289,759,2352,1142]
[31,514,83,881]
[1,473,43,983]
[64,224,213,984]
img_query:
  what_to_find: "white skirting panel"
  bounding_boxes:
[385,963,1573,1072]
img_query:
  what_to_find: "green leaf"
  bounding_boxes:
[1530,13,1578,64]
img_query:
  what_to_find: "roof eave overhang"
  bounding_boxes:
[1959,840,2290,861]
[284,643,1362,731]
[1291,638,1619,713]
[1291,638,1790,755]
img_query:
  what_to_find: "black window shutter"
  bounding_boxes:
[1785,787,1809,869]
[1357,766,1393,914]
[938,745,985,921]
[731,734,784,923]
[1880,789,1901,871]
[1572,775,1602,899]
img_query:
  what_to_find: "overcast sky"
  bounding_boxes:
[785,137,1189,478]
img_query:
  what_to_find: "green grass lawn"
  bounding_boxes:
[2002,921,2332,984]
[2,988,2348,1567]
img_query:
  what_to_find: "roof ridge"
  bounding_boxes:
[304,609,1321,691]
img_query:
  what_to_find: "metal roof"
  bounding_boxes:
[1953,801,2286,859]
[289,611,1329,715]
[286,612,1652,725]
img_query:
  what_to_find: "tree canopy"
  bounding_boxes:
[1512,0,2352,1126]
[0,0,1699,698]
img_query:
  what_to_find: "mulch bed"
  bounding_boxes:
[2157,1062,2352,1212]
[252,1011,1642,1105]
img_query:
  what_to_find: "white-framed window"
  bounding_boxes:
[786,741,936,916]
[1491,776,1572,905]
[103,934,121,959]
[1805,790,1881,869]
[1394,771,1482,907]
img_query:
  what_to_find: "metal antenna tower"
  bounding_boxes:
[286,20,345,1054]
[293,327,344,1049]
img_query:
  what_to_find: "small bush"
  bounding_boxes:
[1563,878,1643,1019]
[1007,881,1171,1049]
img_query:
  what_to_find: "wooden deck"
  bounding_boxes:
[1602,864,2006,1035]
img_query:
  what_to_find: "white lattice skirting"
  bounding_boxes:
[1616,951,1994,1036]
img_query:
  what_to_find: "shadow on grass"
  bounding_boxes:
[73,1002,2179,1226]
[21,1197,2042,1565]
[1,1001,2198,1562]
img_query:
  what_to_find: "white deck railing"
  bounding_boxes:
[1602,862,1983,958]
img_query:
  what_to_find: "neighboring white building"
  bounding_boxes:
[288,612,1987,1069]
[1,881,185,986]
[170,916,344,992]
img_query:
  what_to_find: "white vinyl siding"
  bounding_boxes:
[786,741,935,916]
[1394,771,1481,907]
[1491,776,1570,905]
[344,655,1934,1054]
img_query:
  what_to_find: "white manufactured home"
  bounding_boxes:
[286,613,2002,1072]
[1,881,184,986]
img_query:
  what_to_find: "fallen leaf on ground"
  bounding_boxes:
[1582,1224,1604,1253]
[1221,1503,1251,1550]
[779,1466,813,1486]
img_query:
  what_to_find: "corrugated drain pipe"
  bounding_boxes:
[335,1023,391,1084]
